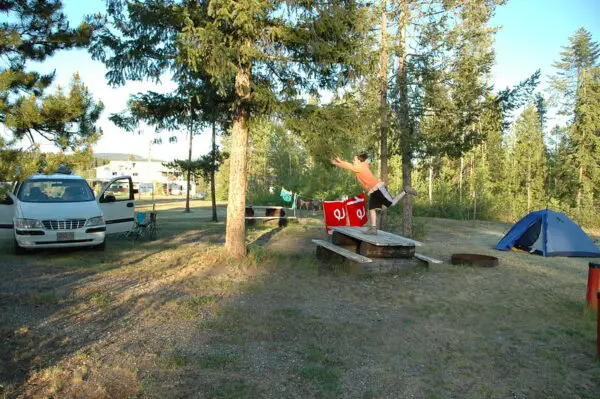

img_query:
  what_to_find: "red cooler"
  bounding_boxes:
[345,193,368,227]
[323,200,347,234]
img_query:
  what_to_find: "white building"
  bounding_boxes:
[93,161,195,195]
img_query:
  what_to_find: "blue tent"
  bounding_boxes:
[495,209,600,257]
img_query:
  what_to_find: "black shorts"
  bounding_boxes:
[368,186,394,210]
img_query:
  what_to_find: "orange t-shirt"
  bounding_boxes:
[338,161,381,192]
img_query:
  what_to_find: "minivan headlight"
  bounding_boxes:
[85,216,105,227]
[14,218,42,229]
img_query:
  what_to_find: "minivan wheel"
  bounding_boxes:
[14,240,26,255]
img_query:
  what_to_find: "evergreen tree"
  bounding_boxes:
[389,0,504,235]
[178,0,369,257]
[93,0,369,256]
[534,93,548,133]
[0,1,103,182]
[91,1,232,215]
[246,114,363,205]
[376,0,391,228]
[110,77,230,213]
[162,147,227,202]
[549,27,600,212]
[480,95,505,198]
[546,125,577,205]
[512,104,548,214]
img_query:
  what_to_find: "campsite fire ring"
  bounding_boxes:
[451,253,499,267]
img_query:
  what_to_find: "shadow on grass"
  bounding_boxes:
[0,216,231,396]
[246,226,283,249]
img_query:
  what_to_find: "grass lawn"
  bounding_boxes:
[1,198,599,398]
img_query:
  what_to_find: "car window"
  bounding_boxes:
[104,179,131,201]
[18,179,95,203]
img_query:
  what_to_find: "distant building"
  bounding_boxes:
[93,161,195,196]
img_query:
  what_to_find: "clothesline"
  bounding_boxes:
[281,187,367,211]
[273,187,370,234]
[280,187,323,210]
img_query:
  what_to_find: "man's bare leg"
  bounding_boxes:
[364,209,378,234]
[391,186,418,207]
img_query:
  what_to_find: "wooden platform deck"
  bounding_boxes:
[331,227,417,258]
[314,227,440,275]
[331,226,423,247]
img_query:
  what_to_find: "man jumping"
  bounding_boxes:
[331,152,417,234]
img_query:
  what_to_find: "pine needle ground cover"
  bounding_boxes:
[1,199,599,398]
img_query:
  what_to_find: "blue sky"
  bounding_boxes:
[491,0,600,89]
[9,0,600,161]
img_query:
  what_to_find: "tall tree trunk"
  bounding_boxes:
[481,141,487,207]
[473,190,477,220]
[211,121,218,222]
[397,2,412,237]
[225,65,251,258]
[527,158,531,213]
[428,165,433,205]
[459,157,464,204]
[512,146,517,219]
[471,153,476,220]
[379,0,390,229]
[401,137,413,237]
[577,165,583,210]
[185,111,194,213]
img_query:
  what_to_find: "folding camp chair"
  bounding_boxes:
[122,211,157,241]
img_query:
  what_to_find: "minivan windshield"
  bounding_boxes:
[18,179,95,203]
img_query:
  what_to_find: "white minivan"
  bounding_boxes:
[0,173,135,253]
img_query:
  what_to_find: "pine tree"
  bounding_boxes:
[549,27,600,213]
[177,0,369,257]
[377,0,391,229]
[0,1,103,182]
[90,1,236,215]
[389,0,503,235]
[512,104,548,214]
[109,74,231,213]
[546,125,577,205]
[93,0,372,256]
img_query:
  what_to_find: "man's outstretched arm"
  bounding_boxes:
[331,157,360,172]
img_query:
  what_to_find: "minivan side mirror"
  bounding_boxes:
[133,188,139,194]
[100,194,116,203]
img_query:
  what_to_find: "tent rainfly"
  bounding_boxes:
[495,209,600,257]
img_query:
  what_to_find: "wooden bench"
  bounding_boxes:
[414,253,442,264]
[312,239,372,263]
